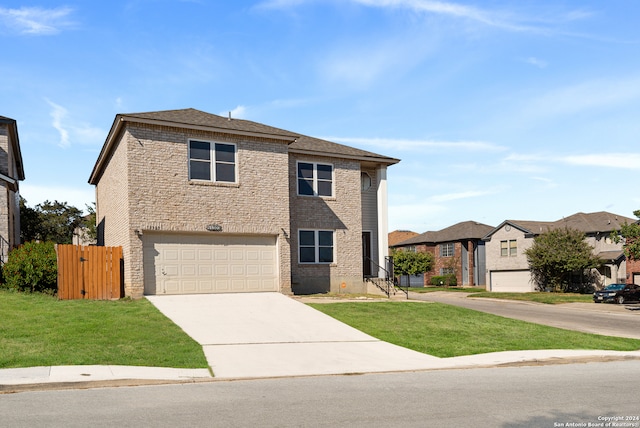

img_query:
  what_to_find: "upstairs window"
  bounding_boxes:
[501,240,517,257]
[297,162,333,197]
[440,243,454,257]
[299,230,334,264]
[189,140,236,183]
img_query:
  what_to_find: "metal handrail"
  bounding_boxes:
[364,256,408,299]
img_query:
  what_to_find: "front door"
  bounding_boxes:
[362,231,372,277]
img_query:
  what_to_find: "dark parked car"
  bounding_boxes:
[593,283,640,304]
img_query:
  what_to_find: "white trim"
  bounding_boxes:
[0,172,17,186]
[298,229,335,264]
[188,139,237,183]
[296,160,334,198]
[376,166,389,278]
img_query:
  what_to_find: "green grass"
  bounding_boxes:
[408,286,486,293]
[308,301,640,358]
[470,292,594,304]
[0,290,208,369]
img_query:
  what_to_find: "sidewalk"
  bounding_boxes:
[0,365,212,389]
[3,292,640,392]
[3,350,640,392]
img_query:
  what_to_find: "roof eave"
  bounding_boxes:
[288,147,400,166]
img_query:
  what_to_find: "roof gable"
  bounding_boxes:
[483,211,635,240]
[89,108,399,184]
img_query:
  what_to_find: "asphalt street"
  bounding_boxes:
[1,360,638,427]
[410,291,640,339]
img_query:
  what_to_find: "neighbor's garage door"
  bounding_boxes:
[489,270,533,292]
[143,233,278,295]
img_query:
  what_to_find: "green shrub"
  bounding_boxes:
[2,241,58,294]
[430,274,457,287]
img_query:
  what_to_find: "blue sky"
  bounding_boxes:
[2,0,640,233]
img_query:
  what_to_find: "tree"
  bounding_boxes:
[612,209,640,260]
[20,198,85,244]
[82,203,97,242]
[391,249,434,287]
[524,227,602,293]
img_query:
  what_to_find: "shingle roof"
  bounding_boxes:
[392,221,495,246]
[90,108,399,184]
[388,230,419,247]
[122,108,300,139]
[483,212,636,240]
[554,211,635,233]
[597,250,624,261]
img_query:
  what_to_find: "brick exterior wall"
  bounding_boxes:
[289,154,364,294]
[413,241,476,287]
[627,258,640,285]
[0,123,20,262]
[96,122,293,298]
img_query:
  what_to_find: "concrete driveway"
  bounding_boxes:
[146,293,442,378]
[147,293,640,380]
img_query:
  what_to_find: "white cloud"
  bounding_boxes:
[259,0,586,34]
[21,183,95,212]
[530,176,558,188]
[45,99,106,148]
[46,99,70,148]
[430,189,495,202]
[325,136,507,152]
[389,201,447,231]
[523,56,548,68]
[0,6,74,35]
[221,106,248,119]
[561,153,640,169]
[524,76,640,120]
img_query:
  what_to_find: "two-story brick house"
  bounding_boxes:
[391,221,494,287]
[88,109,399,298]
[483,212,635,292]
[0,116,25,263]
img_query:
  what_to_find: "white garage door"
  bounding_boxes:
[490,270,533,292]
[143,233,278,295]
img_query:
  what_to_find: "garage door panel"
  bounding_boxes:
[144,233,278,295]
[490,270,533,292]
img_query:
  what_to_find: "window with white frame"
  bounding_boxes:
[440,267,455,275]
[500,240,517,257]
[189,140,236,182]
[440,242,454,257]
[299,230,334,264]
[297,161,333,197]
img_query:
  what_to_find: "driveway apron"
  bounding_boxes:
[146,293,441,379]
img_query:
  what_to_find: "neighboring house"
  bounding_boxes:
[627,257,640,286]
[88,108,399,298]
[391,221,494,287]
[0,116,25,264]
[482,212,635,292]
[388,230,418,248]
[72,215,97,246]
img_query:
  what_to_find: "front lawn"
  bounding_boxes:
[0,290,208,369]
[408,286,486,293]
[308,301,640,358]
[470,292,594,304]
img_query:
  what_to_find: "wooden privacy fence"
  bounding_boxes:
[57,245,123,300]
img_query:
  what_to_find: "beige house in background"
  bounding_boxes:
[88,109,399,298]
[483,212,634,292]
[0,116,25,264]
